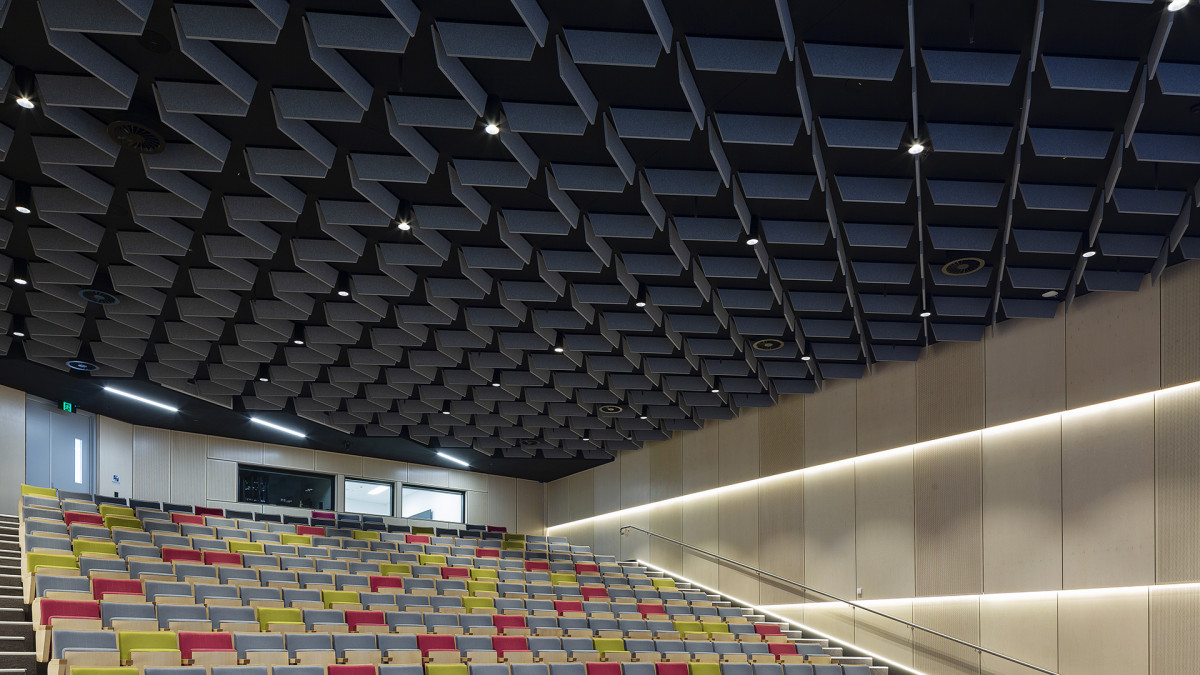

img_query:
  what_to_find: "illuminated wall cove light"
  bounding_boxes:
[103,386,178,412]
[250,417,306,438]
[437,451,470,467]
[547,378,1200,533]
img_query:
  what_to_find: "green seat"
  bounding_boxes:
[673,621,704,635]
[467,580,497,595]
[426,666,468,675]
[651,578,676,589]
[103,515,142,530]
[97,505,135,518]
[410,526,435,536]
[257,607,304,630]
[351,530,380,541]
[501,541,525,551]
[21,484,57,498]
[72,540,117,557]
[502,533,526,541]
[322,590,359,608]
[550,573,577,585]
[689,664,721,675]
[469,568,498,580]
[27,552,78,573]
[229,541,264,555]
[461,597,495,612]
[701,622,730,634]
[117,631,179,661]
[418,554,446,566]
[593,638,626,657]
[278,534,311,546]
[380,563,410,576]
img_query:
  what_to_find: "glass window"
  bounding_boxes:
[238,466,334,510]
[401,485,464,522]
[344,479,394,516]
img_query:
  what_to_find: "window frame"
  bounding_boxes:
[400,484,466,523]
[343,477,395,517]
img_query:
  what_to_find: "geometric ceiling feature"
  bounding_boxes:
[0,0,1198,479]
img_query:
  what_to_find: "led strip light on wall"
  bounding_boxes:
[547,378,1200,532]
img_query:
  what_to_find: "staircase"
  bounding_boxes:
[0,514,35,675]
[632,562,888,675]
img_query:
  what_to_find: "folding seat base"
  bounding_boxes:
[189,651,238,666]
[111,620,159,632]
[269,624,307,633]
[246,651,291,666]
[465,651,498,664]
[203,598,243,608]
[218,623,262,634]
[129,650,183,668]
[168,621,214,633]
[344,651,384,666]
[293,651,337,666]
[352,625,387,634]
[311,625,350,634]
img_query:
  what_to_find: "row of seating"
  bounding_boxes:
[68,661,865,675]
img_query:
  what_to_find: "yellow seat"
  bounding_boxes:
[26,552,79,573]
[351,530,380,541]
[278,534,311,546]
[410,526,435,535]
[702,623,730,634]
[229,541,264,555]
[117,631,179,661]
[426,666,468,675]
[651,578,676,589]
[72,540,117,557]
[550,573,577,586]
[593,638,626,657]
[466,580,497,595]
[673,621,704,634]
[97,505,135,518]
[256,607,304,630]
[380,563,411,576]
[502,533,525,541]
[461,597,495,612]
[322,590,359,608]
[501,541,525,551]
[102,515,142,530]
[469,568,498,580]
[689,664,721,675]
[21,484,57,498]
[418,554,446,566]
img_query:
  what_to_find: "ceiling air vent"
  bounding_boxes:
[752,338,785,351]
[78,289,120,306]
[598,404,623,415]
[941,257,985,276]
[107,120,166,154]
[66,360,100,372]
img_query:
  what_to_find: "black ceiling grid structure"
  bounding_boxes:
[0,0,1196,480]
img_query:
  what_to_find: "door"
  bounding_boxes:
[25,396,95,493]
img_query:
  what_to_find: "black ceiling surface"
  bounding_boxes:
[0,0,1197,478]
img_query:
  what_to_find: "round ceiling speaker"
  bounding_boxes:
[598,404,623,415]
[107,119,166,154]
[941,257,985,276]
[66,360,100,372]
[752,338,785,351]
[79,289,120,305]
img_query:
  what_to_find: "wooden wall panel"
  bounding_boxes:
[1066,276,1160,408]
[856,361,916,454]
[913,598,981,675]
[96,416,132,500]
[758,475,803,604]
[1150,584,1200,675]
[803,465,856,599]
[1059,590,1149,675]
[362,458,407,483]
[758,394,804,476]
[682,423,719,492]
[567,470,595,548]
[515,481,544,536]
[648,502,683,573]
[0,386,24,513]
[680,496,719,588]
[592,460,622,557]
[448,469,487,493]
[407,464,449,488]
[1160,261,1200,387]
[855,450,916,600]
[206,459,238,502]
[316,450,361,476]
[465,490,487,524]
[853,602,915,670]
[915,434,983,596]
[620,447,651,561]
[717,483,759,603]
[982,417,1063,593]
[206,436,263,464]
[486,475,517,533]
[262,443,314,471]
[649,435,682,501]
[1154,385,1200,582]
[132,426,172,501]
[916,341,985,442]
[1061,398,1155,589]
[545,476,571,526]
[978,595,1059,675]
[803,378,857,466]
[171,431,208,506]
[718,409,759,486]
[984,309,1066,426]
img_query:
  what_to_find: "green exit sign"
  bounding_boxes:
[60,401,75,413]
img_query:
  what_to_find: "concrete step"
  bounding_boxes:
[0,651,37,672]
[0,598,23,612]
[0,623,33,643]
[836,657,874,666]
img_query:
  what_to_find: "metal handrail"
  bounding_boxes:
[619,525,1058,675]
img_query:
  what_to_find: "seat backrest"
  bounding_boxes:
[38,598,100,625]
[178,631,234,659]
[234,633,286,659]
[51,629,117,659]
[158,604,207,628]
[285,632,332,654]
[378,634,419,654]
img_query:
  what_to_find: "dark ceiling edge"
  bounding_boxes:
[0,357,609,483]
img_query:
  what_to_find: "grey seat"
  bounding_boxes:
[333,633,377,659]
[285,633,333,659]
[234,633,286,660]
[282,589,322,606]
[143,668,207,675]
[513,666,551,675]
[456,635,493,655]
[176,564,218,582]
[470,665,510,675]
[209,606,259,629]
[548,664,586,675]
[26,535,72,552]
[423,613,459,629]
[51,629,119,660]
[621,665,655,675]
[27,520,69,536]
[144,581,194,603]
[259,570,297,585]
[297,572,334,587]
[100,601,156,627]
[111,529,153,546]
[243,554,281,569]
[385,612,423,630]
[195,584,240,605]
[783,667,817,675]
[158,604,209,629]
[302,609,347,630]
[218,567,259,585]
[36,575,91,598]
[79,557,128,577]
[212,668,269,675]
[377,634,420,656]
[527,637,562,656]
[240,587,284,604]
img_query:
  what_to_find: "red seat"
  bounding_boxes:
[346,611,387,632]
[574,563,599,575]
[554,600,584,615]
[492,615,526,632]
[170,512,205,526]
[369,576,406,593]
[63,511,105,528]
[296,525,325,536]
[754,624,784,636]
[580,586,608,600]
[405,534,431,544]
[475,548,500,559]
[92,578,143,601]
[161,547,204,564]
[637,603,666,617]
[178,631,235,660]
[440,567,470,579]
[329,666,377,675]
[655,664,690,675]
[586,664,621,675]
[194,506,223,517]
[203,551,242,566]
[524,561,550,572]
[311,511,336,520]
[492,636,530,657]
[37,599,99,625]
[767,643,797,656]
[416,634,457,656]
[486,526,508,533]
